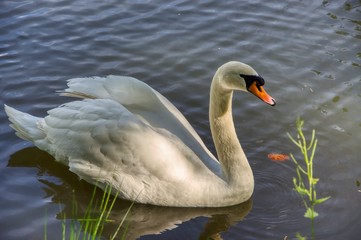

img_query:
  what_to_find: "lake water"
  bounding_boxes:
[0,0,360,239]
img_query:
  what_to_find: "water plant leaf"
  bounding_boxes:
[314,196,330,205]
[287,132,302,148]
[294,181,310,196]
[307,129,316,151]
[311,178,319,185]
[295,232,307,240]
[296,188,310,197]
[304,208,318,219]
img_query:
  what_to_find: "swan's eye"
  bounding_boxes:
[240,74,265,90]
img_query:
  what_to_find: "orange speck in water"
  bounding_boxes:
[267,153,290,162]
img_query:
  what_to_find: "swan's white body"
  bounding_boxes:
[5,61,275,207]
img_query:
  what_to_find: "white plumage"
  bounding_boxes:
[5,61,275,207]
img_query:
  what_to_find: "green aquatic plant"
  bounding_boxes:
[45,183,132,240]
[287,118,330,239]
[287,118,330,219]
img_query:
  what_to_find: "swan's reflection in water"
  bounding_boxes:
[8,147,252,239]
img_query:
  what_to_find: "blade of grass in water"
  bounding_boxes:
[111,201,134,240]
[45,181,132,240]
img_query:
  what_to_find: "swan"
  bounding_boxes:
[4,61,275,207]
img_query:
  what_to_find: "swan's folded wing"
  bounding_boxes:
[60,76,221,175]
[43,98,217,201]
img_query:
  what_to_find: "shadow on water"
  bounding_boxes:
[7,147,252,240]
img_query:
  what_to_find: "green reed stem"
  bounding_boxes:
[287,117,330,239]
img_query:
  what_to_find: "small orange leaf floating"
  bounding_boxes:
[267,153,290,162]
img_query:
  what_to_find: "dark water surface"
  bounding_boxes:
[1,0,360,239]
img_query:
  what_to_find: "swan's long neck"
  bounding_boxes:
[209,74,253,189]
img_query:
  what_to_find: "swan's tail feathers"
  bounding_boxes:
[4,105,46,142]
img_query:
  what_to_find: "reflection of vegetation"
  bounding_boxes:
[295,232,307,240]
[287,118,330,239]
[45,183,132,240]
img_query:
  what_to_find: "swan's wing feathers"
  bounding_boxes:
[44,99,135,163]
[61,76,220,173]
[61,76,159,107]
[61,76,199,139]
[43,98,210,200]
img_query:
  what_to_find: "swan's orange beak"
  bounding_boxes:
[248,81,276,106]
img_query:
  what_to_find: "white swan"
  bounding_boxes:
[5,61,275,207]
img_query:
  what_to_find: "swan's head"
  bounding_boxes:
[216,61,276,106]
